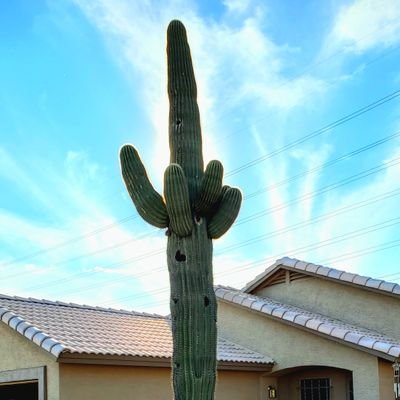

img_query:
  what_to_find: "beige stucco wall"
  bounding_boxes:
[218,301,385,400]
[59,363,262,400]
[0,323,60,400]
[255,276,400,340]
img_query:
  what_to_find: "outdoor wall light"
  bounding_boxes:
[267,385,277,399]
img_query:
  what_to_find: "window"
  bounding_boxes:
[0,367,46,400]
[300,378,330,400]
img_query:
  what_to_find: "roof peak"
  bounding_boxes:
[243,256,400,296]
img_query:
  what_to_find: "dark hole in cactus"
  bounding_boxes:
[175,250,186,262]
[173,298,179,304]
[204,296,210,307]
[176,118,182,126]
[194,214,202,225]
[175,362,180,369]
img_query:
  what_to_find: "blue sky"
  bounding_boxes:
[1,0,400,314]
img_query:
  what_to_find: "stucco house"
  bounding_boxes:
[0,256,399,399]
[216,256,400,400]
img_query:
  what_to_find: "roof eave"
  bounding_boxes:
[58,352,273,371]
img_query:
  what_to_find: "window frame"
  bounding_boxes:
[0,366,46,400]
[299,377,331,400]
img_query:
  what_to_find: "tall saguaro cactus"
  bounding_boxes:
[120,20,242,400]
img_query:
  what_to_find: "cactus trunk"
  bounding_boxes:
[168,224,217,399]
[119,19,242,400]
[167,21,217,399]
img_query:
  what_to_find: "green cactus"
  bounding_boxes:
[120,20,242,400]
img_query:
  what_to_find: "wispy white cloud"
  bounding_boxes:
[4,0,393,313]
[0,147,58,214]
[328,0,400,54]
[73,0,328,180]
[299,145,400,273]
[222,0,252,15]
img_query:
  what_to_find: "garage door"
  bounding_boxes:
[0,381,38,400]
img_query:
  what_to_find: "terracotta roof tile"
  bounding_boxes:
[0,294,273,366]
[216,286,400,360]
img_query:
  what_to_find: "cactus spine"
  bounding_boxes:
[120,20,242,400]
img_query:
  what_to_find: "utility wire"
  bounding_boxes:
[319,239,400,266]
[7,167,400,292]
[226,88,400,177]
[3,89,399,269]
[128,234,400,310]
[25,210,400,300]
[0,214,139,268]
[8,156,400,293]
[244,129,400,200]
[212,29,400,142]
[4,128,399,277]
[236,156,400,226]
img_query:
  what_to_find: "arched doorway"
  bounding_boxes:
[272,365,353,400]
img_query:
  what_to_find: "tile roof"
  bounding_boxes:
[0,294,273,367]
[243,256,400,296]
[216,285,400,361]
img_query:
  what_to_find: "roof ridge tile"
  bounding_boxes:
[0,305,66,357]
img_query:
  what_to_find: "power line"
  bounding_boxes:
[4,128,398,278]
[226,88,400,177]
[104,231,400,310]
[7,173,400,293]
[212,30,400,143]
[31,130,400,276]
[3,89,399,270]
[236,156,400,226]
[24,209,400,301]
[101,232,400,310]
[0,214,139,268]
[244,129,400,200]
[318,239,400,266]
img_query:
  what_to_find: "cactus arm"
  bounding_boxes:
[167,20,204,204]
[207,187,242,239]
[164,164,193,237]
[120,144,169,228]
[195,160,223,217]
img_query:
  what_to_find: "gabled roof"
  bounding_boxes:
[216,285,400,361]
[0,294,273,370]
[243,256,400,297]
